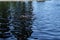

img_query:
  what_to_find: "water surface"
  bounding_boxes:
[28,0,60,40]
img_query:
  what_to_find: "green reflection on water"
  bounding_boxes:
[0,1,34,40]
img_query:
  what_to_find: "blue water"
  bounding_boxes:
[0,0,60,40]
[28,0,60,40]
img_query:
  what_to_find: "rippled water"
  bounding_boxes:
[0,2,33,40]
[0,0,60,40]
[28,0,60,40]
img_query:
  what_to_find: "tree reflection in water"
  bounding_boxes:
[12,1,34,40]
[0,2,11,38]
[0,1,34,40]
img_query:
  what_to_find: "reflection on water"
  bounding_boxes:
[0,2,11,38]
[11,2,34,40]
[0,2,34,40]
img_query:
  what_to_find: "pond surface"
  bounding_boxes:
[28,0,60,40]
[0,0,60,40]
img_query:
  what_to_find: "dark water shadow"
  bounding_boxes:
[0,1,34,40]
[0,2,11,39]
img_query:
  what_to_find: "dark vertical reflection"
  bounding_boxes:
[11,1,34,40]
[0,2,11,38]
[0,1,34,40]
